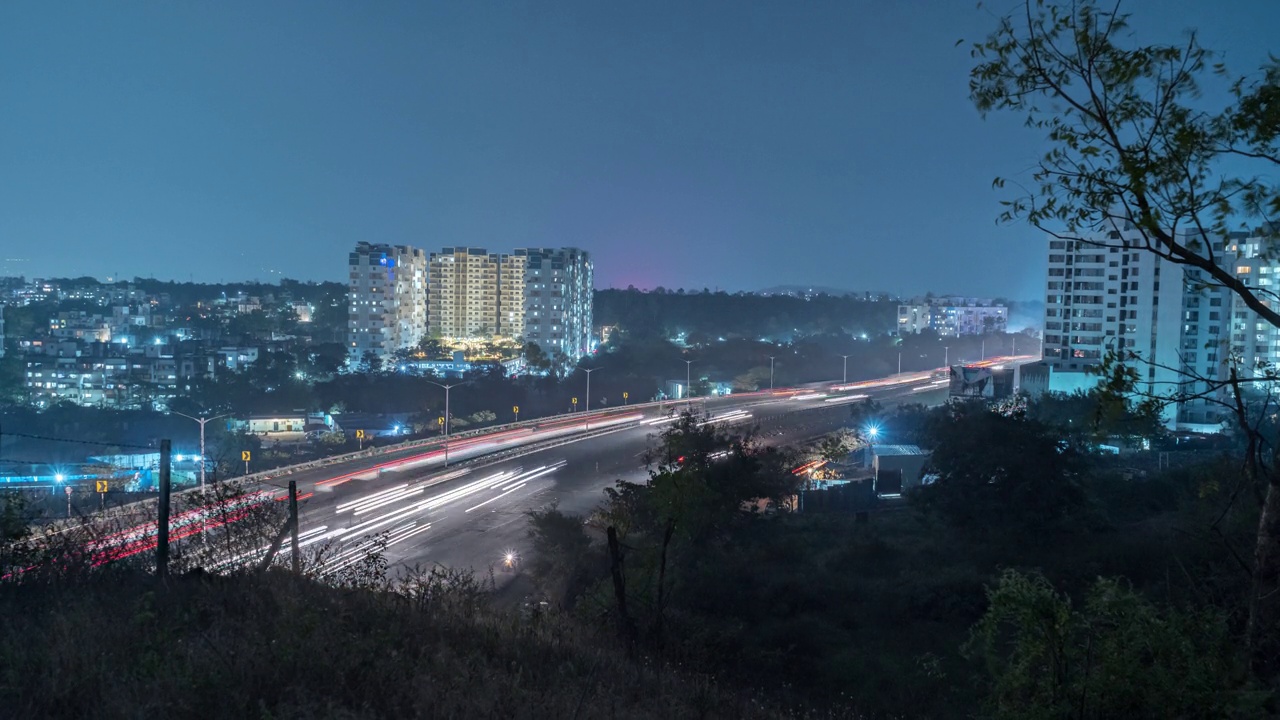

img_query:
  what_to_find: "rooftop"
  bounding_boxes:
[870,444,929,457]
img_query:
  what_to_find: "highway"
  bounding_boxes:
[73,358,1029,579]
[259,370,959,583]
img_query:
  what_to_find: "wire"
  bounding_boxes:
[0,431,158,451]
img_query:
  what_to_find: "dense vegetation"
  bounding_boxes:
[521,400,1268,717]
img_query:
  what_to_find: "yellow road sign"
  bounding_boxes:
[95,480,108,493]
[438,416,445,426]
[241,450,251,462]
[355,429,366,440]
[513,405,519,413]
[623,392,629,399]
[572,397,578,404]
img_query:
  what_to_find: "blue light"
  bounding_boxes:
[54,473,65,483]
[866,425,880,439]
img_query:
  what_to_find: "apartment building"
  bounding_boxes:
[521,247,594,362]
[897,298,1007,336]
[347,242,428,367]
[428,247,525,339]
[1041,226,1188,424]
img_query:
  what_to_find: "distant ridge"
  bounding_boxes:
[757,284,895,297]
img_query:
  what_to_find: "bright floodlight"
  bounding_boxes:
[54,473,65,483]
[866,426,880,439]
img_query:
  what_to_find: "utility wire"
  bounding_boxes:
[0,431,158,451]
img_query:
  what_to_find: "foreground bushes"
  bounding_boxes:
[0,568,811,719]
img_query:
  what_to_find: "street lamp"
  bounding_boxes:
[426,380,467,468]
[897,351,902,375]
[580,367,601,428]
[768,356,776,390]
[943,346,949,368]
[683,359,695,400]
[839,354,851,384]
[172,411,229,492]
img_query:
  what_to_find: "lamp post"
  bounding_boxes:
[768,356,776,390]
[943,346,949,368]
[172,411,229,492]
[426,380,467,468]
[897,351,902,375]
[839,354,851,384]
[683,359,695,400]
[581,367,600,429]
[981,339,986,360]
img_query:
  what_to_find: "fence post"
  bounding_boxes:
[289,480,300,574]
[157,439,171,578]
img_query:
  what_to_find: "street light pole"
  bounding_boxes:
[840,354,851,384]
[768,356,776,390]
[581,367,600,429]
[981,339,986,360]
[427,380,466,468]
[172,411,229,492]
[944,346,949,368]
[683,359,694,400]
[898,351,902,375]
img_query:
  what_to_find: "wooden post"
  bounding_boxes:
[157,439,171,578]
[289,480,300,574]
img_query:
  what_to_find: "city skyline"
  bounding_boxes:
[3,2,1278,298]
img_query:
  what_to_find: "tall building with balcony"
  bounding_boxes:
[521,247,594,362]
[897,298,1007,336]
[428,248,527,339]
[1041,225,1191,426]
[347,242,428,367]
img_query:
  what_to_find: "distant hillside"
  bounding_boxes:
[757,284,895,297]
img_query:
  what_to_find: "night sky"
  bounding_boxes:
[2,1,1276,298]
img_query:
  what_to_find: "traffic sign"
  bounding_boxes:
[241,450,252,462]
[622,392,628,399]
[438,416,445,426]
[572,397,578,404]
[95,480,108,493]
[512,405,519,414]
[355,429,366,440]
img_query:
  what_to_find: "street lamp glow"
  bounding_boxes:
[865,425,880,440]
[54,473,65,483]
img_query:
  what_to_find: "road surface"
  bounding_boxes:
[275,373,954,583]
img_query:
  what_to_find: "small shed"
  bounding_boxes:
[869,444,932,496]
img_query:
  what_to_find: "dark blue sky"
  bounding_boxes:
[2,1,1276,298]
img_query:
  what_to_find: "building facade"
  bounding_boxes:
[347,242,428,367]
[897,298,1007,336]
[1041,225,1198,426]
[427,247,527,340]
[521,247,594,362]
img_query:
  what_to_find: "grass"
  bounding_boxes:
[0,566,847,720]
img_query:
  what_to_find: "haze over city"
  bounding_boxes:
[3,0,1275,298]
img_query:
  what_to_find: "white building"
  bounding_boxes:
[897,298,1007,336]
[427,247,526,340]
[1041,226,1188,425]
[521,247,594,363]
[347,242,428,367]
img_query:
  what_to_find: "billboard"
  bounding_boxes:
[949,365,1015,399]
